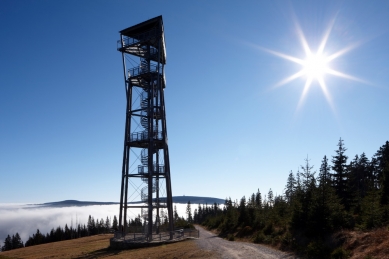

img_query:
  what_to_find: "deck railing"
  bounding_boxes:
[128,131,163,142]
[113,228,199,242]
[128,63,162,78]
[117,29,159,49]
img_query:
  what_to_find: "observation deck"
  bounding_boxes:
[127,131,164,148]
[127,63,166,89]
[118,16,166,64]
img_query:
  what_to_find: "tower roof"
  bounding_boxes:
[120,15,163,36]
[119,16,166,64]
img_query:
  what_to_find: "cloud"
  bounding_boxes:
[0,203,190,246]
[0,204,119,246]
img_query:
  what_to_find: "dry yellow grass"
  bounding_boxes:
[342,227,389,259]
[0,234,218,259]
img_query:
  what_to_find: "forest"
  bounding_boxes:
[2,138,389,258]
[1,205,186,252]
[193,139,389,258]
[1,215,119,251]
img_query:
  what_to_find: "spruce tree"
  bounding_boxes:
[186,201,193,223]
[250,193,256,208]
[174,205,179,222]
[12,233,24,249]
[238,196,248,225]
[2,235,12,251]
[332,138,349,206]
[313,155,346,235]
[318,155,331,213]
[360,188,382,229]
[267,189,274,207]
[348,153,371,211]
[375,141,389,205]
[300,156,316,190]
[358,152,370,197]
[105,216,111,231]
[112,215,118,230]
[319,156,331,187]
[285,171,296,204]
[255,189,262,209]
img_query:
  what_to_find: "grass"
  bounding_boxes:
[341,227,389,259]
[0,234,217,259]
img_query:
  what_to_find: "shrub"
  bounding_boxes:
[305,241,330,259]
[331,247,350,259]
[253,232,265,243]
[203,214,224,230]
[263,223,274,236]
[281,232,292,246]
[237,226,253,237]
[175,218,194,229]
[227,234,235,241]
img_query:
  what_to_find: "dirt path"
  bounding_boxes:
[194,225,299,259]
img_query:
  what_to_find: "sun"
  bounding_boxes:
[258,18,362,111]
[302,52,329,80]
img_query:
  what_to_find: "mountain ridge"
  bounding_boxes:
[35,196,225,207]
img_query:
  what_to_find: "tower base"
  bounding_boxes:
[109,229,199,249]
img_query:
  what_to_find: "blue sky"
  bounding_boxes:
[1,0,389,203]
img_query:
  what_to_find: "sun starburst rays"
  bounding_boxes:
[260,19,362,112]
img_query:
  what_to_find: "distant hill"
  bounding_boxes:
[171,196,225,204]
[38,200,118,207]
[35,196,225,208]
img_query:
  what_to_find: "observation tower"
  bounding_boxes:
[116,16,174,240]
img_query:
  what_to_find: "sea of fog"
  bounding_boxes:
[0,203,198,246]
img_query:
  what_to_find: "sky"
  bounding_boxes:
[1,0,389,205]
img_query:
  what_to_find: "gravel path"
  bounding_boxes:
[194,225,299,259]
